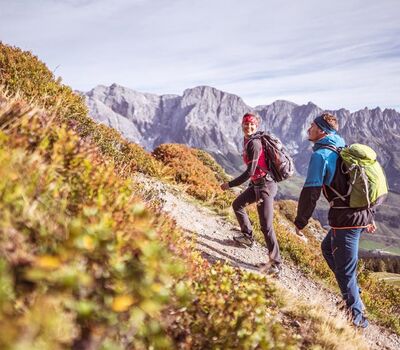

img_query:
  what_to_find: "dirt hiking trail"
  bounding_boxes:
[136,174,400,350]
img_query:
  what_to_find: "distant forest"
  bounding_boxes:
[361,255,400,274]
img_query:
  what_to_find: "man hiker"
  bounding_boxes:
[220,113,282,276]
[294,113,375,328]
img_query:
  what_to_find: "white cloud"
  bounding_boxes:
[0,0,399,111]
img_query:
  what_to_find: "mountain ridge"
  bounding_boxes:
[82,83,400,191]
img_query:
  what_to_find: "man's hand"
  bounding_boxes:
[220,182,230,191]
[366,221,377,233]
[294,226,308,242]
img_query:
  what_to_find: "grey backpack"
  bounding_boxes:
[249,132,295,182]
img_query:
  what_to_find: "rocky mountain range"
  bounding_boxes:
[82,84,400,193]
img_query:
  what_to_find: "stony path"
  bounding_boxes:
[135,174,400,350]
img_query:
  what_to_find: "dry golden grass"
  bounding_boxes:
[278,287,369,350]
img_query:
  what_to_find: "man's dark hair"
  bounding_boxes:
[320,113,339,131]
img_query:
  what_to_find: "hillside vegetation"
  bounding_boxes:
[0,42,399,349]
[151,141,400,332]
[153,143,232,208]
[0,80,305,349]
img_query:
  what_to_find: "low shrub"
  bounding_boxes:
[0,95,185,348]
[0,42,87,121]
[0,42,165,180]
[170,258,298,349]
[153,143,233,208]
[191,148,230,183]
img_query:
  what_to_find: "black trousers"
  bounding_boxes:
[232,180,282,265]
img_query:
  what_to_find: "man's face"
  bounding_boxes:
[242,121,258,137]
[307,122,326,142]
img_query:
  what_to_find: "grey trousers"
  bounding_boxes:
[232,180,282,266]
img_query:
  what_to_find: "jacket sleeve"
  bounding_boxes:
[294,152,327,229]
[228,138,261,187]
[294,187,322,229]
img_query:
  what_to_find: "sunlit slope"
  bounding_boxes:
[0,42,398,349]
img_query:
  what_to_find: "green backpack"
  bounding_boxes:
[328,144,388,208]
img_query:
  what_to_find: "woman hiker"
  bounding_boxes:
[220,113,282,276]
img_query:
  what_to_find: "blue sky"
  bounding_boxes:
[1,0,399,111]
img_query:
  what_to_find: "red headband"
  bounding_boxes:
[242,113,259,126]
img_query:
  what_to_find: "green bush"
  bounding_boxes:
[0,42,87,120]
[0,42,164,180]
[170,259,297,349]
[0,96,185,348]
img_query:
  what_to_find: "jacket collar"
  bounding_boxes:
[313,133,346,151]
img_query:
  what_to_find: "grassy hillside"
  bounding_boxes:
[0,42,164,179]
[370,272,400,288]
[0,42,398,348]
[1,83,311,349]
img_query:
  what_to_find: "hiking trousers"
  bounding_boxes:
[321,228,366,326]
[232,180,282,266]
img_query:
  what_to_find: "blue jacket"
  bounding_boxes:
[304,133,345,188]
[295,133,374,229]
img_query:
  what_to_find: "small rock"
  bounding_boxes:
[291,320,301,328]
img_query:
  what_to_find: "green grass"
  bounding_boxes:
[359,239,400,255]
[371,272,400,288]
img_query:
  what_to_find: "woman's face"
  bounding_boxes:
[242,121,258,137]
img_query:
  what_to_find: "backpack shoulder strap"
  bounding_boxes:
[318,145,341,154]
[245,133,263,151]
[319,145,353,208]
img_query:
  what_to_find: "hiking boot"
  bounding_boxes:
[336,299,366,313]
[256,262,269,273]
[257,261,281,276]
[265,264,281,277]
[336,299,347,312]
[232,232,254,247]
[353,316,369,329]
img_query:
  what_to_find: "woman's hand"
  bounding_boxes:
[220,183,230,191]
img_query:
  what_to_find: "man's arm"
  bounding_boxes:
[294,153,327,230]
[294,186,323,229]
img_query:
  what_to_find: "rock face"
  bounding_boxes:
[82,84,400,192]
